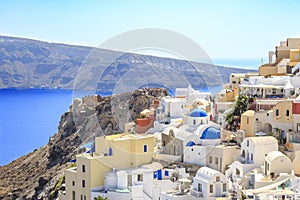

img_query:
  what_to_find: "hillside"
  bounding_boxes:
[0,35,256,91]
[0,88,168,199]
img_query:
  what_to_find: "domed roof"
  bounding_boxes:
[200,127,220,139]
[189,108,208,117]
[186,141,195,146]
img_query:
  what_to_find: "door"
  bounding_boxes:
[216,183,221,197]
[127,175,132,186]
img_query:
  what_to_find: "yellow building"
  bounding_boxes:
[61,133,154,200]
[272,101,293,123]
[240,110,255,137]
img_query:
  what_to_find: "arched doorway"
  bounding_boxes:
[263,123,272,133]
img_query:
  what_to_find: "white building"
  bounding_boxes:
[161,108,219,161]
[91,162,180,200]
[190,167,229,199]
[175,84,212,104]
[239,75,300,98]
[229,136,278,185]
[240,136,278,165]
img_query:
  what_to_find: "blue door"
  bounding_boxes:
[157,170,162,180]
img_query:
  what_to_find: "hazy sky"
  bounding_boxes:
[1,0,300,67]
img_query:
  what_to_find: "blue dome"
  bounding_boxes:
[200,127,220,140]
[189,108,208,117]
[186,141,195,146]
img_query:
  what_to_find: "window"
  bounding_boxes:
[137,174,143,181]
[247,117,249,124]
[209,156,212,164]
[165,170,169,176]
[223,183,227,192]
[215,157,218,165]
[276,109,279,116]
[191,148,193,151]
[72,191,75,200]
[232,81,236,84]
[84,196,86,200]
[162,141,166,146]
[82,165,85,173]
[251,154,253,161]
[143,144,148,152]
[108,147,113,156]
[216,176,220,182]
[286,110,290,117]
[193,119,196,125]
[82,180,85,188]
[198,183,202,192]
[72,181,75,186]
[81,195,83,200]
[256,118,258,121]
[210,184,213,193]
[247,140,249,147]
[297,123,300,132]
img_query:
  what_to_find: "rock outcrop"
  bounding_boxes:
[0,88,167,199]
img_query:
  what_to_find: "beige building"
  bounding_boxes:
[259,38,300,76]
[240,110,256,137]
[60,133,155,200]
[263,151,292,176]
[240,100,293,138]
[293,151,300,176]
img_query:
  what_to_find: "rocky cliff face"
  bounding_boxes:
[0,88,167,200]
[0,35,255,91]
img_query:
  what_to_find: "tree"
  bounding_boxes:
[225,95,250,130]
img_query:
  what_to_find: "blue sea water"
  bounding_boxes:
[0,89,74,166]
[212,58,261,70]
[0,87,223,166]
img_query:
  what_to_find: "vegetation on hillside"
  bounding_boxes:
[225,95,252,131]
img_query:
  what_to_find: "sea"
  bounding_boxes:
[0,86,226,166]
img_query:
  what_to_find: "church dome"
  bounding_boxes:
[186,141,195,146]
[189,108,208,117]
[200,127,220,139]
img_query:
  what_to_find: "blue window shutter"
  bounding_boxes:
[144,145,147,152]
[165,170,169,176]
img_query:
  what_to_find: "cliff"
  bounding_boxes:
[0,88,168,200]
[0,35,255,91]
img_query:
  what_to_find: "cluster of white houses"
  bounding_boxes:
[59,38,300,200]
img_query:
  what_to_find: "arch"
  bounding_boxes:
[236,168,240,176]
[263,123,272,133]
[169,129,175,137]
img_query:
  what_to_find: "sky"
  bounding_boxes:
[1,0,300,69]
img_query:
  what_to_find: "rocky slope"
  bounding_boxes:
[0,35,255,91]
[0,88,167,200]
